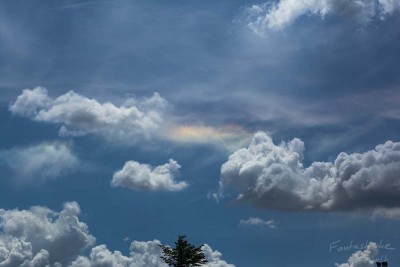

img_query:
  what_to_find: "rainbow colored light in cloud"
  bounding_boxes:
[164,125,251,151]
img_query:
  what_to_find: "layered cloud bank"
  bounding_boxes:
[10,87,167,143]
[112,159,188,192]
[1,142,78,182]
[246,0,400,32]
[0,202,234,267]
[220,132,400,213]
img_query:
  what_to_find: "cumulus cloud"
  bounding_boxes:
[70,241,235,267]
[1,142,78,182]
[335,242,378,267]
[0,236,50,267]
[0,202,235,267]
[9,87,250,151]
[69,240,165,267]
[246,0,400,32]
[220,131,400,213]
[0,202,95,265]
[239,217,276,228]
[111,159,188,192]
[10,87,168,143]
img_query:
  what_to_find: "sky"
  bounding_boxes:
[0,0,400,266]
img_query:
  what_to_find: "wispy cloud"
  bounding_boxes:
[245,0,400,33]
[1,142,78,182]
[240,217,277,229]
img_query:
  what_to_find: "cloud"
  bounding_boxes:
[0,236,50,267]
[69,240,165,267]
[1,142,78,182]
[335,242,378,267]
[0,202,95,265]
[246,0,400,32]
[111,159,188,192]
[70,241,235,267]
[371,207,400,220]
[10,87,168,144]
[163,125,251,152]
[0,202,235,267]
[9,88,250,150]
[239,217,276,228]
[220,131,400,213]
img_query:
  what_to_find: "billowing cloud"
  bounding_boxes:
[0,236,50,267]
[201,244,235,267]
[220,131,400,213]
[246,0,400,32]
[9,88,250,150]
[1,142,78,181]
[0,202,95,265]
[0,202,235,267]
[70,241,235,267]
[69,240,164,267]
[335,242,378,267]
[239,217,276,228]
[10,87,168,144]
[112,159,188,192]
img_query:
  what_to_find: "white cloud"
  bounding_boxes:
[220,131,400,213]
[10,87,168,144]
[201,244,235,267]
[70,241,235,267]
[0,236,50,267]
[1,142,78,181]
[239,217,276,228]
[335,242,378,267]
[0,202,235,267]
[111,159,188,192]
[69,240,165,267]
[0,202,95,265]
[246,0,400,32]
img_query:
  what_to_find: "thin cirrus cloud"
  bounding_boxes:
[111,159,188,192]
[245,0,400,33]
[1,142,78,182]
[239,217,277,229]
[164,125,251,152]
[10,87,250,150]
[0,202,235,267]
[219,131,400,215]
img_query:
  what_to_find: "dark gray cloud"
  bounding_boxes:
[220,132,400,213]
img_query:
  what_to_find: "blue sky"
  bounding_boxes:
[1,0,400,266]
